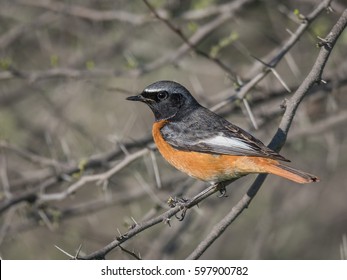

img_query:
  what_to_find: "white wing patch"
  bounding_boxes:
[202,135,251,150]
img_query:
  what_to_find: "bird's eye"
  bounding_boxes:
[157,91,168,101]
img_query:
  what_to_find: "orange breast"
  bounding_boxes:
[152,121,275,183]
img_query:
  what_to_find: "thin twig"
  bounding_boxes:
[38,147,150,202]
[54,245,74,258]
[142,0,248,82]
[0,1,252,82]
[81,182,226,259]
[242,98,258,130]
[211,0,333,112]
[119,245,142,260]
[17,0,150,25]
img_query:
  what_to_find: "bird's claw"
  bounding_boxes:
[167,196,191,221]
[217,186,228,198]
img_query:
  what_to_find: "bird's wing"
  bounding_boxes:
[161,108,289,162]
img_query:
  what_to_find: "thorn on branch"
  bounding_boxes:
[270,68,291,93]
[130,216,137,224]
[128,223,137,230]
[316,36,333,49]
[119,245,142,260]
[280,98,289,109]
[54,245,74,259]
[250,54,270,68]
[243,98,258,130]
[163,217,171,227]
[235,76,243,89]
[326,6,334,14]
[116,228,128,241]
[116,234,128,241]
[128,216,139,230]
[75,244,83,259]
[59,174,73,182]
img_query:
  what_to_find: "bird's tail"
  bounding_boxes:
[265,162,319,184]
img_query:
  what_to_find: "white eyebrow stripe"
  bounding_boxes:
[144,88,161,93]
[201,135,251,149]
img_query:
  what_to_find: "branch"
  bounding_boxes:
[142,0,253,82]
[0,141,153,214]
[211,0,334,112]
[17,0,255,24]
[38,147,150,202]
[187,7,347,260]
[0,12,58,49]
[0,67,119,82]
[0,0,253,82]
[81,181,234,259]
[17,0,150,25]
[181,1,253,21]
[287,110,347,140]
[0,140,70,169]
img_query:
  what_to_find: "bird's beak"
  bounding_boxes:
[126,94,144,102]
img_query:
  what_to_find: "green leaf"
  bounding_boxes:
[187,21,198,33]
[86,60,95,70]
[72,158,88,179]
[124,52,139,69]
[293,8,305,20]
[209,31,239,58]
[0,57,12,70]
[192,0,215,10]
[50,54,59,67]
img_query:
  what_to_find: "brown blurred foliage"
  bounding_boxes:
[0,0,347,259]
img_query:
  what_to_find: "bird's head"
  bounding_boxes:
[126,80,199,121]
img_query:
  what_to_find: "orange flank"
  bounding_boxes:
[152,121,319,184]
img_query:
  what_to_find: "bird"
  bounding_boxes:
[126,80,319,185]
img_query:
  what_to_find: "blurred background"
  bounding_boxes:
[0,0,347,260]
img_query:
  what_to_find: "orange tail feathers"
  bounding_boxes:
[265,163,319,184]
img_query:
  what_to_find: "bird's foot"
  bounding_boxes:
[217,186,228,198]
[167,196,191,221]
[211,182,229,198]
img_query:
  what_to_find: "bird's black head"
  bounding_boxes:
[126,80,199,121]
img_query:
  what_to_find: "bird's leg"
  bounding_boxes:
[216,183,228,198]
[167,183,218,221]
[216,178,241,197]
[167,196,191,221]
[167,180,235,221]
